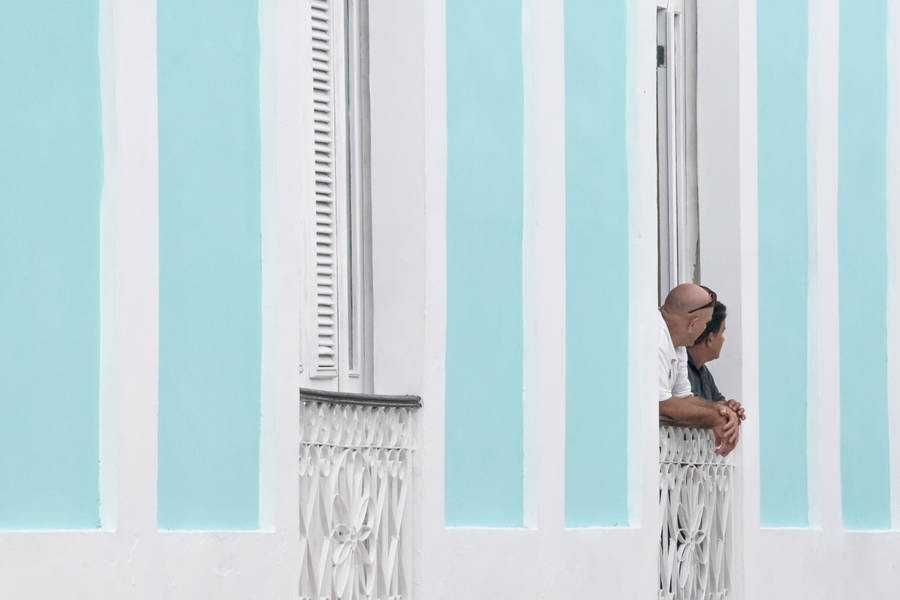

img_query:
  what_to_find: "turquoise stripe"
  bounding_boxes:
[563,0,629,527]
[157,0,261,529]
[445,0,524,527]
[838,0,890,530]
[0,1,102,528]
[757,0,809,527]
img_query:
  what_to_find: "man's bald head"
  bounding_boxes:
[660,283,717,347]
[662,284,713,314]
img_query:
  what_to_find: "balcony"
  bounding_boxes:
[659,423,734,600]
[298,388,421,600]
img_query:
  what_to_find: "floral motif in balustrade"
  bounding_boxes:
[659,426,733,600]
[300,402,414,600]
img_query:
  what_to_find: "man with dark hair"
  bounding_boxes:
[686,301,746,451]
[657,284,740,456]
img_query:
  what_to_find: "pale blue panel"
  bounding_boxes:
[445,0,524,527]
[157,0,261,529]
[0,1,101,528]
[563,0,629,527]
[838,0,890,530]
[757,0,809,527]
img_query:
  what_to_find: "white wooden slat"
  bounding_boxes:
[310,0,339,376]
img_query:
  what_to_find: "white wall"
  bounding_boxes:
[416,0,662,597]
[369,0,427,397]
[696,1,749,597]
[0,1,301,596]
[0,0,720,595]
[700,0,900,598]
[10,0,900,597]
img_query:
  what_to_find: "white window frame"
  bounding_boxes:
[656,0,700,303]
[301,0,373,393]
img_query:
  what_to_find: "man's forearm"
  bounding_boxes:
[659,395,721,427]
[660,395,740,456]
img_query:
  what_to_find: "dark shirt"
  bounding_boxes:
[687,353,725,402]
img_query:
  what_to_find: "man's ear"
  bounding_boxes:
[688,316,701,332]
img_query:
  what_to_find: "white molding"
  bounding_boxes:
[886,0,900,531]
[98,0,119,531]
[521,0,567,533]
[418,0,447,593]
[807,0,842,534]
[107,0,160,538]
[628,0,662,541]
[259,0,304,542]
[735,1,758,598]
[736,0,759,600]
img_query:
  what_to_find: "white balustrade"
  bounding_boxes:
[299,399,416,600]
[659,426,733,600]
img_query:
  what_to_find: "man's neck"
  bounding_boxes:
[659,308,687,348]
[687,346,708,369]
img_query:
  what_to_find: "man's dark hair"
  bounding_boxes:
[693,301,727,345]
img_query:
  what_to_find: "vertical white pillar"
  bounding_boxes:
[807,0,842,534]
[419,0,447,594]
[627,0,662,540]
[108,0,160,536]
[98,0,118,531]
[886,0,900,530]
[521,0,566,532]
[735,0,758,595]
[626,0,662,596]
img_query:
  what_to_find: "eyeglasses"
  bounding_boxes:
[687,286,717,314]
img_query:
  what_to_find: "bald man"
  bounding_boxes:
[658,284,739,456]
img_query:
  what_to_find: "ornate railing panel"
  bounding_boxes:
[659,426,733,600]
[299,389,420,600]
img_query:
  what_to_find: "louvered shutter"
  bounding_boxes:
[310,0,338,377]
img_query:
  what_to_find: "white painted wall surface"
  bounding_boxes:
[750,0,900,594]
[696,1,747,597]
[700,0,900,598]
[0,1,300,597]
[0,0,436,595]
[416,0,661,597]
[4,0,900,598]
[369,0,427,397]
[886,0,900,534]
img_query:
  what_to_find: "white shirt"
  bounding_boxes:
[658,310,691,402]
